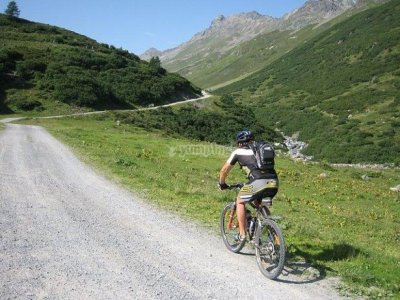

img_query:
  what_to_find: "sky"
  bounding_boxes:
[1,0,307,55]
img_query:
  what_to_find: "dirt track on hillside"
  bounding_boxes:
[0,122,343,299]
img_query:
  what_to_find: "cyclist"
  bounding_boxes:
[218,130,278,242]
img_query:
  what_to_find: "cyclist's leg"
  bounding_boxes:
[235,196,246,237]
[237,181,256,238]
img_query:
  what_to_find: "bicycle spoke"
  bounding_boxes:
[255,219,286,279]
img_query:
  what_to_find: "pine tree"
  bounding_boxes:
[5,1,20,17]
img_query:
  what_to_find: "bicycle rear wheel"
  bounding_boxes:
[220,202,246,253]
[255,218,286,279]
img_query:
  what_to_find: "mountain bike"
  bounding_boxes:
[220,183,286,280]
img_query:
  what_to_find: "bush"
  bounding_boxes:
[51,69,102,106]
[15,99,42,111]
[16,60,47,79]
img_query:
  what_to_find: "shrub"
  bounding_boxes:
[15,99,42,111]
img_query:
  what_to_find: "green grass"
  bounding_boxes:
[22,116,400,298]
[0,113,22,120]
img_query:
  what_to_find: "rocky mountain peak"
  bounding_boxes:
[211,15,225,26]
[237,11,265,19]
[208,11,275,31]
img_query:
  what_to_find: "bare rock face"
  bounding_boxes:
[283,0,359,29]
[205,12,279,38]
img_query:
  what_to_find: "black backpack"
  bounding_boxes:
[250,141,275,170]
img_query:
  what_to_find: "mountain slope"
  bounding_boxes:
[143,0,387,89]
[159,12,279,61]
[216,0,400,164]
[0,15,201,114]
[174,21,341,89]
[153,12,282,88]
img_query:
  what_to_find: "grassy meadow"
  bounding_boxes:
[23,116,400,298]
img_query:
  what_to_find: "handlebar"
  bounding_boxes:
[227,183,244,190]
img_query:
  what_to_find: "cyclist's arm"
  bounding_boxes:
[219,163,234,184]
[220,150,239,184]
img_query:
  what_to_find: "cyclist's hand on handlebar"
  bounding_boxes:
[217,182,229,190]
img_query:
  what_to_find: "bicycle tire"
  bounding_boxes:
[220,202,246,253]
[255,218,286,279]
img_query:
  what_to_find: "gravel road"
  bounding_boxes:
[0,122,344,299]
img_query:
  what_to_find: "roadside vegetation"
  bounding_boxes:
[0,14,201,115]
[23,116,400,298]
[216,0,400,165]
[114,95,282,145]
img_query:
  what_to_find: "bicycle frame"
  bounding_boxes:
[220,183,286,279]
[246,199,271,241]
[225,198,272,241]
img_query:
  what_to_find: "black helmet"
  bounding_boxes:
[236,130,254,143]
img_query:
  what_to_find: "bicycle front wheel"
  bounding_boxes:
[255,218,286,279]
[220,202,246,253]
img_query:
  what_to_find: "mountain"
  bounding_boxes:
[161,12,279,58]
[0,15,201,114]
[215,0,400,164]
[140,47,163,61]
[151,12,281,73]
[141,0,387,89]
